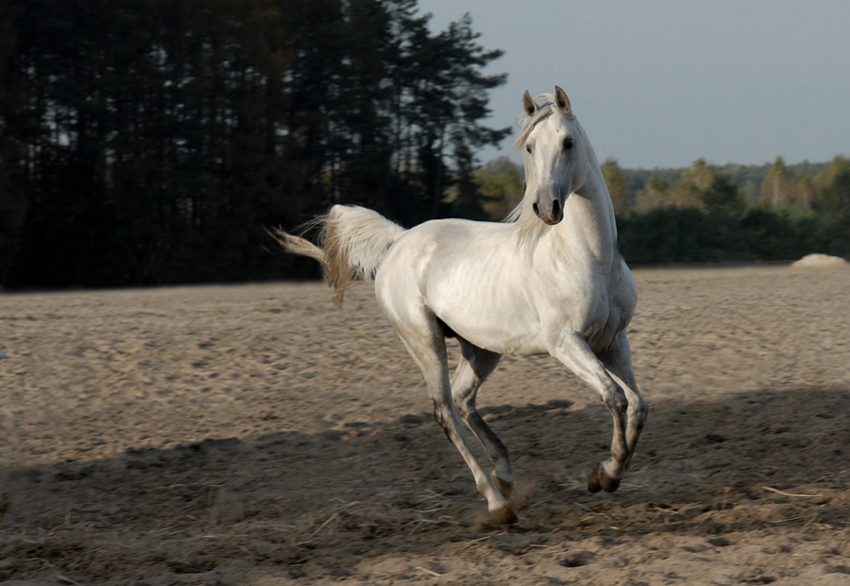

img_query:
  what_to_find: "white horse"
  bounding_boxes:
[274,86,647,525]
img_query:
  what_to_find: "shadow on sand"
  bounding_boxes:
[1,386,849,583]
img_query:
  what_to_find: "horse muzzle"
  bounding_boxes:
[533,198,564,225]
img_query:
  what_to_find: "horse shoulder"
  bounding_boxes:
[608,256,638,315]
[532,248,634,353]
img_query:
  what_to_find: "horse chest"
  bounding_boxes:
[541,276,627,352]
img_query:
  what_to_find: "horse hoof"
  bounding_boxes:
[587,463,621,493]
[477,505,518,531]
[491,472,513,499]
[491,505,518,526]
[601,473,620,493]
[587,463,603,493]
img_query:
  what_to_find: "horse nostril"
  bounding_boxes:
[552,199,561,219]
[532,202,539,217]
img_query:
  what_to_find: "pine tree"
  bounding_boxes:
[0,0,509,287]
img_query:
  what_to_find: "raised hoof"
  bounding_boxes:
[587,463,621,493]
[491,472,513,499]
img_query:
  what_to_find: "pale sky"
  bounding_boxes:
[416,0,850,169]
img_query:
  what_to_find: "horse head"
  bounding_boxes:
[518,86,591,226]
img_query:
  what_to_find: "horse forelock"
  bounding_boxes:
[513,105,551,151]
[513,94,576,151]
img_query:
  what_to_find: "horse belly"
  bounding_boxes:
[447,299,547,355]
[428,271,548,354]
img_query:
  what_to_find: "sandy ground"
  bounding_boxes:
[1,263,849,585]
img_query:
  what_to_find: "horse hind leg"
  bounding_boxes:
[390,312,516,525]
[452,339,513,498]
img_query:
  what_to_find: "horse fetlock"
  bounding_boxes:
[490,471,514,499]
[612,445,631,465]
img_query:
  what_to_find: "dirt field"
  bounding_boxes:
[1,264,849,585]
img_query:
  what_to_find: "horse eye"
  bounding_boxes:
[563,137,574,151]
[526,144,532,154]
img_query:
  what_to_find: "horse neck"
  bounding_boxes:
[554,146,618,264]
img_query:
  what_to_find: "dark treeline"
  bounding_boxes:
[616,156,850,263]
[2,0,848,290]
[0,0,508,288]
[618,156,850,263]
[477,155,850,264]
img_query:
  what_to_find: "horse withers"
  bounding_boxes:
[273,86,648,525]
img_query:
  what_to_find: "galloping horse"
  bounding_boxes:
[274,87,647,525]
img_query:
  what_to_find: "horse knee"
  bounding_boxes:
[491,471,513,499]
[432,402,453,432]
[603,385,629,416]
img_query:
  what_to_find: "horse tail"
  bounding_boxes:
[270,205,406,303]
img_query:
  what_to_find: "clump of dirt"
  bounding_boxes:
[791,253,847,268]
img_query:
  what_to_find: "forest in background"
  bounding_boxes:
[1,0,848,290]
[477,154,850,263]
[0,0,508,288]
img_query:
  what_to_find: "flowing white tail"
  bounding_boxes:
[271,204,405,303]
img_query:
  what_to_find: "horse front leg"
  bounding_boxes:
[551,332,630,493]
[599,333,648,470]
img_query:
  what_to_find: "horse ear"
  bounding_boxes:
[554,86,571,113]
[522,90,536,116]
